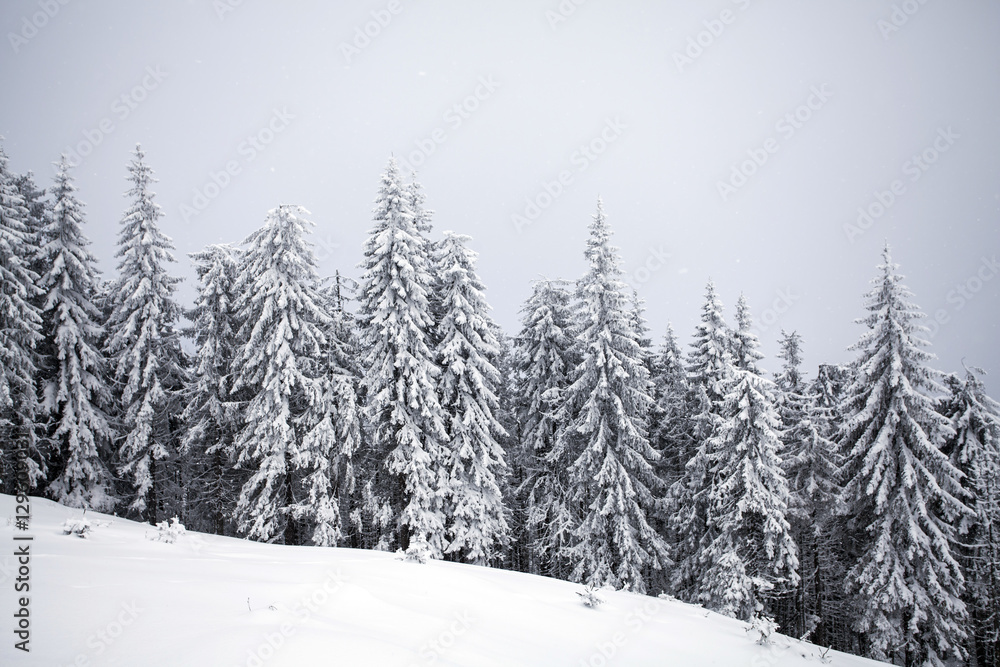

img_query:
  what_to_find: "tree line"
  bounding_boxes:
[0,141,997,667]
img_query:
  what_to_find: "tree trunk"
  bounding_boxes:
[283,452,298,545]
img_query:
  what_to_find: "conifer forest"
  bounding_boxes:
[1,139,998,666]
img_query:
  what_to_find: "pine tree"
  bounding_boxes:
[628,288,654,372]
[408,179,442,339]
[649,323,692,488]
[317,270,364,548]
[39,156,114,510]
[357,159,447,559]
[838,244,972,666]
[699,295,798,620]
[326,271,362,379]
[939,366,1000,666]
[813,363,850,432]
[557,200,669,594]
[231,205,354,546]
[300,361,360,548]
[12,171,50,306]
[645,323,693,593]
[408,178,434,237]
[492,327,523,570]
[774,330,806,633]
[774,331,805,399]
[808,361,857,652]
[105,145,186,522]
[181,244,242,535]
[512,278,578,578]
[433,231,509,564]
[14,169,54,466]
[774,331,844,642]
[669,280,731,601]
[0,142,44,493]
[332,271,392,553]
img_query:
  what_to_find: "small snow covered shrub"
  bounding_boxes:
[63,516,92,538]
[149,517,186,543]
[746,614,779,645]
[402,538,431,564]
[576,586,605,608]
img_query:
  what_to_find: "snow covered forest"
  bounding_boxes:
[1,140,998,667]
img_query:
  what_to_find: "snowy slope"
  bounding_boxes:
[0,494,885,667]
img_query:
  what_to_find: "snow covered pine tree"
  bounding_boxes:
[669,280,731,602]
[513,278,578,579]
[434,231,510,564]
[774,330,843,645]
[557,199,670,594]
[104,145,186,523]
[0,140,43,493]
[698,296,798,620]
[938,365,1000,666]
[181,244,242,535]
[649,323,692,493]
[838,243,972,666]
[40,156,114,510]
[357,158,448,560]
[231,205,355,546]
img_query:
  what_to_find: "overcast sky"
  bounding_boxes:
[2,0,998,392]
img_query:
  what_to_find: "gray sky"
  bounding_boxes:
[2,0,998,392]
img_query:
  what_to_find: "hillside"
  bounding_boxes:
[0,494,885,667]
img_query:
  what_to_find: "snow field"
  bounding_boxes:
[0,494,885,667]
